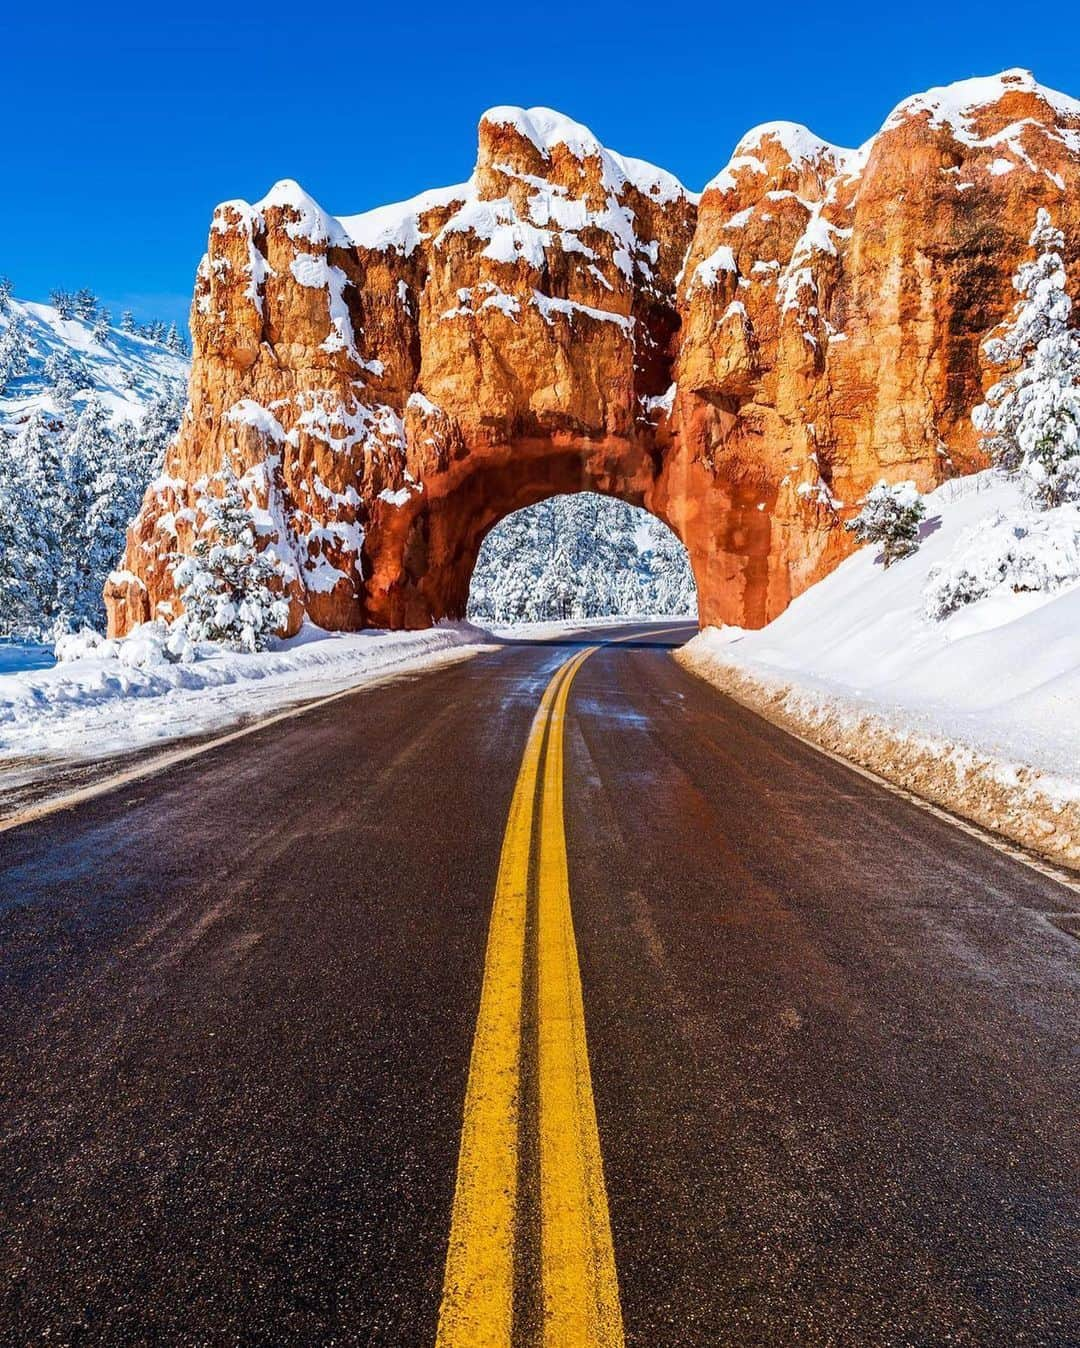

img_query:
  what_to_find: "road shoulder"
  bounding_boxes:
[676,640,1080,877]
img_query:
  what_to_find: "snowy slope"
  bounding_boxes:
[680,471,1080,864]
[0,293,188,432]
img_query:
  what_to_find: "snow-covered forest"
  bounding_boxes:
[0,282,188,637]
[467,493,697,624]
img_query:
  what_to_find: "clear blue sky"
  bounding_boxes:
[3,0,1078,329]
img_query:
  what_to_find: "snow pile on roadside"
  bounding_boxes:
[678,471,1080,866]
[0,622,490,771]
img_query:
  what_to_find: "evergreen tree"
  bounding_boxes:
[973,208,1080,509]
[0,316,30,395]
[467,492,698,623]
[43,349,92,407]
[645,519,696,614]
[172,457,289,651]
[165,323,186,354]
[55,397,117,629]
[73,288,99,321]
[844,480,926,567]
[0,432,34,632]
[120,310,137,335]
[0,416,66,636]
[92,309,111,342]
[0,277,12,313]
[49,289,75,319]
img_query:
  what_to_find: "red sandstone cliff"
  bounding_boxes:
[106,69,1080,637]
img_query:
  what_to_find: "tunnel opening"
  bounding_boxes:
[465,492,698,626]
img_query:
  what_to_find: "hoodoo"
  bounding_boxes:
[106,70,1080,637]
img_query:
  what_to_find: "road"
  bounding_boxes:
[0,621,1076,1346]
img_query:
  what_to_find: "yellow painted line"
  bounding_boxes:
[536,646,624,1346]
[436,653,582,1346]
[437,642,625,1346]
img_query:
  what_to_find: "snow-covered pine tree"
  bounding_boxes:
[0,277,12,313]
[114,383,185,492]
[467,492,698,623]
[973,209,1080,509]
[43,349,92,406]
[0,416,66,635]
[844,480,926,566]
[0,316,30,395]
[54,397,119,629]
[165,323,185,354]
[172,457,290,652]
[120,310,137,335]
[73,288,99,321]
[0,433,34,633]
[92,309,111,342]
[644,518,696,614]
[49,289,75,319]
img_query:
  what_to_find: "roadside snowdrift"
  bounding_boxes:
[0,623,488,784]
[678,472,1080,867]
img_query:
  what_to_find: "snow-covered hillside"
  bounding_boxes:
[680,471,1080,866]
[0,290,188,432]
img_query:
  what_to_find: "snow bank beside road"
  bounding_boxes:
[678,472,1080,868]
[0,623,489,777]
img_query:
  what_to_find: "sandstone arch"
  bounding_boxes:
[106,73,1080,639]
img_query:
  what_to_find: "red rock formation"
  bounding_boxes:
[107,70,1080,636]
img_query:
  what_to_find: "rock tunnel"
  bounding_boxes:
[105,77,1080,641]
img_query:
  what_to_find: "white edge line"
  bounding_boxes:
[716,680,1080,900]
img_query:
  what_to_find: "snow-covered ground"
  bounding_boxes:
[679,471,1080,866]
[0,624,489,789]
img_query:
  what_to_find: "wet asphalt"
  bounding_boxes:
[0,622,1076,1346]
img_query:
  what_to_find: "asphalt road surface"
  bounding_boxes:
[0,621,1076,1346]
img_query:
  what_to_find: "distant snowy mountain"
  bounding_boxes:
[0,288,188,434]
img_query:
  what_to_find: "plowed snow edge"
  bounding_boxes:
[676,645,1080,874]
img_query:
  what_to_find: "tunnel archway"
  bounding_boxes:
[360,435,747,633]
[466,492,697,626]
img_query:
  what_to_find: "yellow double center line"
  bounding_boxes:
[436,645,624,1347]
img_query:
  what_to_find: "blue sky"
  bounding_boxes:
[3,0,1078,329]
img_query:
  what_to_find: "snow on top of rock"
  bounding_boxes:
[704,121,854,195]
[338,182,471,254]
[252,179,353,247]
[881,69,1080,143]
[735,121,853,169]
[481,105,694,204]
[692,245,738,291]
